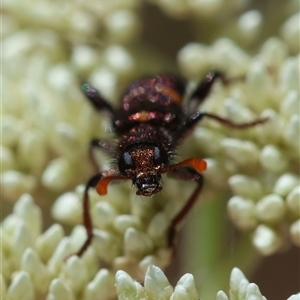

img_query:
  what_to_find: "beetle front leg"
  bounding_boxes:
[74,170,130,258]
[75,172,103,257]
[89,138,116,172]
[167,167,204,248]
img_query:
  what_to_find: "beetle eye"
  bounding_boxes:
[153,147,167,166]
[119,151,135,174]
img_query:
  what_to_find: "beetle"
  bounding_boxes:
[74,71,267,257]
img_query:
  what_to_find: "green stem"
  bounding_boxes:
[183,196,262,299]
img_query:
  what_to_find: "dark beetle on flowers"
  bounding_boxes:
[74,71,267,257]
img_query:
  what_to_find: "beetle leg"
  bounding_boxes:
[72,173,102,258]
[89,139,116,172]
[166,166,204,248]
[81,83,115,114]
[187,71,226,113]
[71,170,129,258]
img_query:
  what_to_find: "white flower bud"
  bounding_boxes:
[2,170,36,200]
[216,290,229,300]
[283,114,300,151]
[105,45,134,76]
[246,61,273,110]
[42,158,77,191]
[255,194,285,223]
[252,225,282,255]
[83,269,115,300]
[193,127,223,155]
[92,229,121,261]
[113,215,142,234]
[259,37,288,69]
[221,138,259,166]
[287,293,300,300]
[281,13,300,53]
[256,109,281,144]
[147,212,168,244]
[52,122,81,158]
[92,201,117,228]
[113,255,140,279]
[62,256,89,295]
[51,192,81,225]
[144,265,173,299]
[46,278,75,300]
[71,46,100,73]
[130,193,156,220]
[174,273,198,300]
[36,224,64,262]
[237,10,262,44]
[279,90,299,120]
[21,248,51,294]
[260,144,289,173]
[230,268,249,296]
[273,173,299,197]
[2,215,23,241]
[246,283,265,299]
[223,97,256,124]
[205,159,231,189]
[12,222,35,264]
[13,194,42,239]
[290,219,300,247]
[229,175,264,200]
[6,271,34,300]
[47,238,72,276]
[177,43,210,78]
[171,285,189,300]
[17,129,48,174]
[104,10,141,44]
[124,227,154,258]
[3,31,33,60]
[139,255,160,274]
[228,196,257,230]
[69,11,98,37]
[0,146,15,171]
[90,68,117,101]
[47,64,77,91]
[212,38,250,76]
[279,56,300,94]
[286,186,300,216]
[115,270,146,300]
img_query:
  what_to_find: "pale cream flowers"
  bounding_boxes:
[2,0,299,299]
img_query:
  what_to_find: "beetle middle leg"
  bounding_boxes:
[89,138,116,172]
[187,71,228,113]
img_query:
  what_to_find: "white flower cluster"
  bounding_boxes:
[1,0,161,202]
[177,34,299,255]
[115,265,199,300]
[2,186,189,299]
[2,0,299,298]
[51,177,191,275]
[115,265,299,300]
[3,0,141,44]
[4,194,284,300]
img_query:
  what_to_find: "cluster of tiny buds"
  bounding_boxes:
[177,34,299,255]
[4,194,299,300]
[2,1,299,299]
